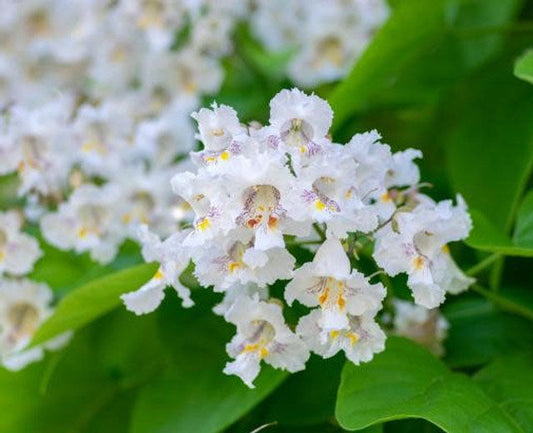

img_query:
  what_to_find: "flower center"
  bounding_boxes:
[316,277,347,311]
[280,118,315,154]
[7,302,40,343]
[78,204,109,238]
[242,320,276,358]
[238,185,284,231]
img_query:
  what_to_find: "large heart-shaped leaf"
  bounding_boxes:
[474,353,533,431]
[336,337,526,432]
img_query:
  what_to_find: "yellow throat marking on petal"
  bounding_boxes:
[380,192,391,202]
[219,150,230,161]
[78,227,88,239]
[196,218,211,232]
[242,343,269,358]
[315,200,326,211]
[330,330,340,339]
[413,256,425,270]
[442,244,450,254]
[154,268,164,280]
[82,140,107,154]
[348,333,359,346]
[228,261,242,273]
[122,213,132,224]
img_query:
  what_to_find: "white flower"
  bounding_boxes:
[373,195,474,308]
[212,283,269,317]
[140,48,223,99]
[266,88,333,159]
[2,97,74,196]
[251,0,389,87]
[250,0,303,52]
[288,151,378,237]
[121,226,193,314]
[227,155,309,250]
[134,96,197,167]
[190,103,248,166]
[0,211,42,276]
[286,237,385,331]
[297,309,386,364]
[111,166,179,239]
[192,229,295,291]
[386,148,422,189]
[117,0,185,51]
[223,295,309,388]
[171,170,232,246]
[345,130,394,216]
[41,184,124,264]
[393,299,448,357]
[0,277,71,370]
[73,100,135,178]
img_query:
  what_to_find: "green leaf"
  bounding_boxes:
[32,262,158,345]
[131,293,287,433]
[445,53,533,232]
[470,285,533,322]
[466,210,533,257]
[514,49,533,84]
[263,354,345,426]
[0,310,165,433]
[329,0,521,132]
[132,365,286,433]
[335,337,525,432]
[443,297,533,368]
[513,190,533,247]
[475,353,533,431]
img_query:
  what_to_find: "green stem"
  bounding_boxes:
[489,256,505,292]
[471,284,533,322]
[312,223,326,241]
[285,239,322,247]
[466,253,501,276]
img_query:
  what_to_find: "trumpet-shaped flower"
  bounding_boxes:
[373,195,473,308]
[286,237,385,331]
[223,295,309,387]
[297,309,385,364]
[121,226,193,314]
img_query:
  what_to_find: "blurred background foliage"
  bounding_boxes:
[2,0,533,432]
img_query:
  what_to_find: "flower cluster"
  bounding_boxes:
[122,89,473,387]
[0,1,462,379]
[0,0,387,109]
[251,0,389,87]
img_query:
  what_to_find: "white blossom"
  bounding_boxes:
[0,211,42,276]
[0,277,71,371]
[373,195,474,308]
[297,309,386,364]
[223,295,309,388]
[286,237,385,331]
[121,226,193,314]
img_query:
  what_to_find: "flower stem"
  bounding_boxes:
[466,253,501,276]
